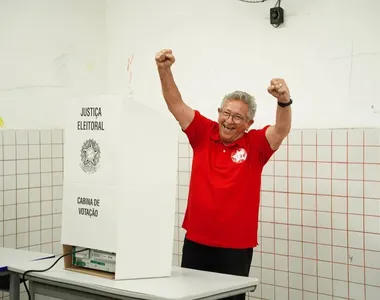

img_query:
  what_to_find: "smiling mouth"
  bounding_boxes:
[223,124,235,131]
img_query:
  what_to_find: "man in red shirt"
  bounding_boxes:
[156,49,292,300]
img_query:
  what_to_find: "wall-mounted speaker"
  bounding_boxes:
[270,7,284,26]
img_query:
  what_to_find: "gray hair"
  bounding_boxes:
[221,91,257,120]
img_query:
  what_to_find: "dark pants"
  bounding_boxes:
[181,237,253,300]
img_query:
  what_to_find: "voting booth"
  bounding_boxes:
[60,95,178,280]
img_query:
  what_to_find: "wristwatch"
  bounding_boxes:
[278,98,293,107]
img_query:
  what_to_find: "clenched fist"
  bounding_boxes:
[267,78,291,104]
[155,49,175,69]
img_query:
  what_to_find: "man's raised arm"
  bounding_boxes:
[265,78,292,150]
[156,49,194,130]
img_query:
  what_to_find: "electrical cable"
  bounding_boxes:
[271,0,282,28]
[22,247,90,300]
[238,0,268,3]
[238,0,284,28]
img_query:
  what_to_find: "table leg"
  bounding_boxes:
[28,280,35,300]
[9,273,20,300]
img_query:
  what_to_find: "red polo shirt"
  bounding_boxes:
[182,110,276,249]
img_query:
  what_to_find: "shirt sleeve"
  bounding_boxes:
[183,110,215,150]
[248,125,277,166]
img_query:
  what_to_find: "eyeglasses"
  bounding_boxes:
[218,109,247,124]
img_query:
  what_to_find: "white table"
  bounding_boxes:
[0,247,54,300]
[8,258,259,300]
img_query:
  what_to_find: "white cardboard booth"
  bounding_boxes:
[60,95,178,280]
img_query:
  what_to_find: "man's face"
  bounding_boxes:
[217,99,253,144]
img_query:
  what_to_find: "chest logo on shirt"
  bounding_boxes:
[231,148,247,164]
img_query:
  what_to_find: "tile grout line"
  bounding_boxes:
[300,130,304,298]
[50,131,54,251]
[330,130,334,297]
[273,145,276,299]
[1,131,4,254]
[286,136,290,300]
[14,131,17,249]
[315,130,319,297]
[346,129,350,299]
[39,130,42,251]
[363,130,367,300]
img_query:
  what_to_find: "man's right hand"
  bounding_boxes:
[155,49,175,69]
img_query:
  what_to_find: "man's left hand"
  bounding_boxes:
[267,78,291,104]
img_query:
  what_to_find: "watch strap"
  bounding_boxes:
[278,98,293,107]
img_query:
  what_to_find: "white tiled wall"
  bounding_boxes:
[0,129,64,300]
[173,128,380,300]
[1,128,379,300]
